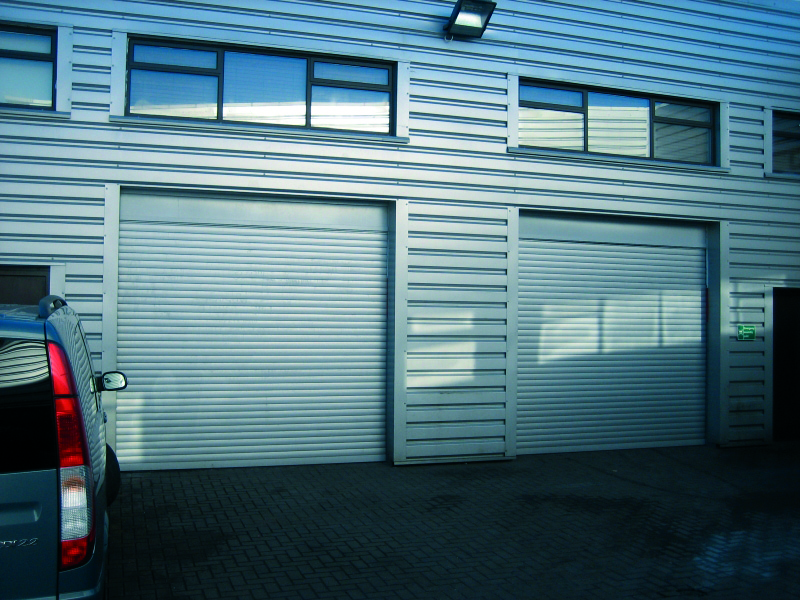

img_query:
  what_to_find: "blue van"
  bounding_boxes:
[0,296,126,600]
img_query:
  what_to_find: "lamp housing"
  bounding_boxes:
[443,0,497,39]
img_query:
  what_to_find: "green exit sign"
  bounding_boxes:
[737,325,756,341]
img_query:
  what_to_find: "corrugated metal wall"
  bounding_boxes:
[402,202,511,462]
[1,0,799,461]
[0,179,105,363]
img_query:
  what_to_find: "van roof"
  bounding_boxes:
[0,304,41,321]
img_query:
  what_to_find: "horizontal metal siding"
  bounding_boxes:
[726,220,800,444]
[116,195,388,470]
[518,222,707,454]
[0,177,106,361]
[71,26,112,121]
[0,0,797,459]
[404,202,509,461]
[726,284,768,443]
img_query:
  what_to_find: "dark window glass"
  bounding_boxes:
[774,136,800,173]
[0,26,55,109]
[655,102,711,123]
[654,124,711,163]
[0,339,57,474]
[0,266,49,304]
[774,112,800,174]
[774,113,800,134]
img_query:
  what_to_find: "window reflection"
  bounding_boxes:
[314,62,389,86]
[223,53,306,126]
[129,70,218,119]
[655,102,711,123]
[520,85,583,107]
[519,82,716,165]
[0,57,52,106]
[654,124,710,163]
[588,93,650,157]
[0,30,51,53]
[127,38,394,134]
[0,27,54,109]
[520,107,584,151]
[133,45,217,69]
[774,136,800,173]
[311,86,390,133]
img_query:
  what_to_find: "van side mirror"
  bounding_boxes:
[98,371,127,391]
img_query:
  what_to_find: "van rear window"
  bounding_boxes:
[0,339,57,474]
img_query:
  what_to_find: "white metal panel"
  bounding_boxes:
[518,215,707,453]
[0,0,798,459]
[402,202,511,462]
[727,218,800,445]
[115,193,388,470]
[0,178,106,361]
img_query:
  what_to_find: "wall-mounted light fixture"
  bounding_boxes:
[443,0,497,40]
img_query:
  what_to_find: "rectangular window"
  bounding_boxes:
[519,80,716,165]
[0,24,56,109]
[773,111,800,174]
[127,38,395,135]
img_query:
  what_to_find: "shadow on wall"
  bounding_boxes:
[518,290,707,453]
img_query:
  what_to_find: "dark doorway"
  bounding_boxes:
[0,266,49,304]
[773,287,800,441]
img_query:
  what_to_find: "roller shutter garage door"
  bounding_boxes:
[116,192,388,470]
[518,214,706,454]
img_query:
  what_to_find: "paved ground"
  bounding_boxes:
[108,443,800,599]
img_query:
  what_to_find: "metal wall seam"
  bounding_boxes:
[101,183,121,450]
[505,207,519,457]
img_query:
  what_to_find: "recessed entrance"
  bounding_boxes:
[773,288,800,441]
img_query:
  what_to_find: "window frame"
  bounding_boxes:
[0,22,57,111]
[772,110,800,175]
[518,79,718,167]
[125,36,397,136]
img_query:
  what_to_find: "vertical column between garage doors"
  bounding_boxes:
[518,213,707,454]
[116,192,388,470]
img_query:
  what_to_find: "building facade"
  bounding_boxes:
[1,0,798,470]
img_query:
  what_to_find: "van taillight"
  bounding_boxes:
[48,342,95,570]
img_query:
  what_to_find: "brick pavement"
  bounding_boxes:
[108,443,800,599]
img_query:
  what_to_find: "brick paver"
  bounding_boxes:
[108,443,800,599]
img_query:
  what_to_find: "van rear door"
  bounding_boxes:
[0,336,59,600]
